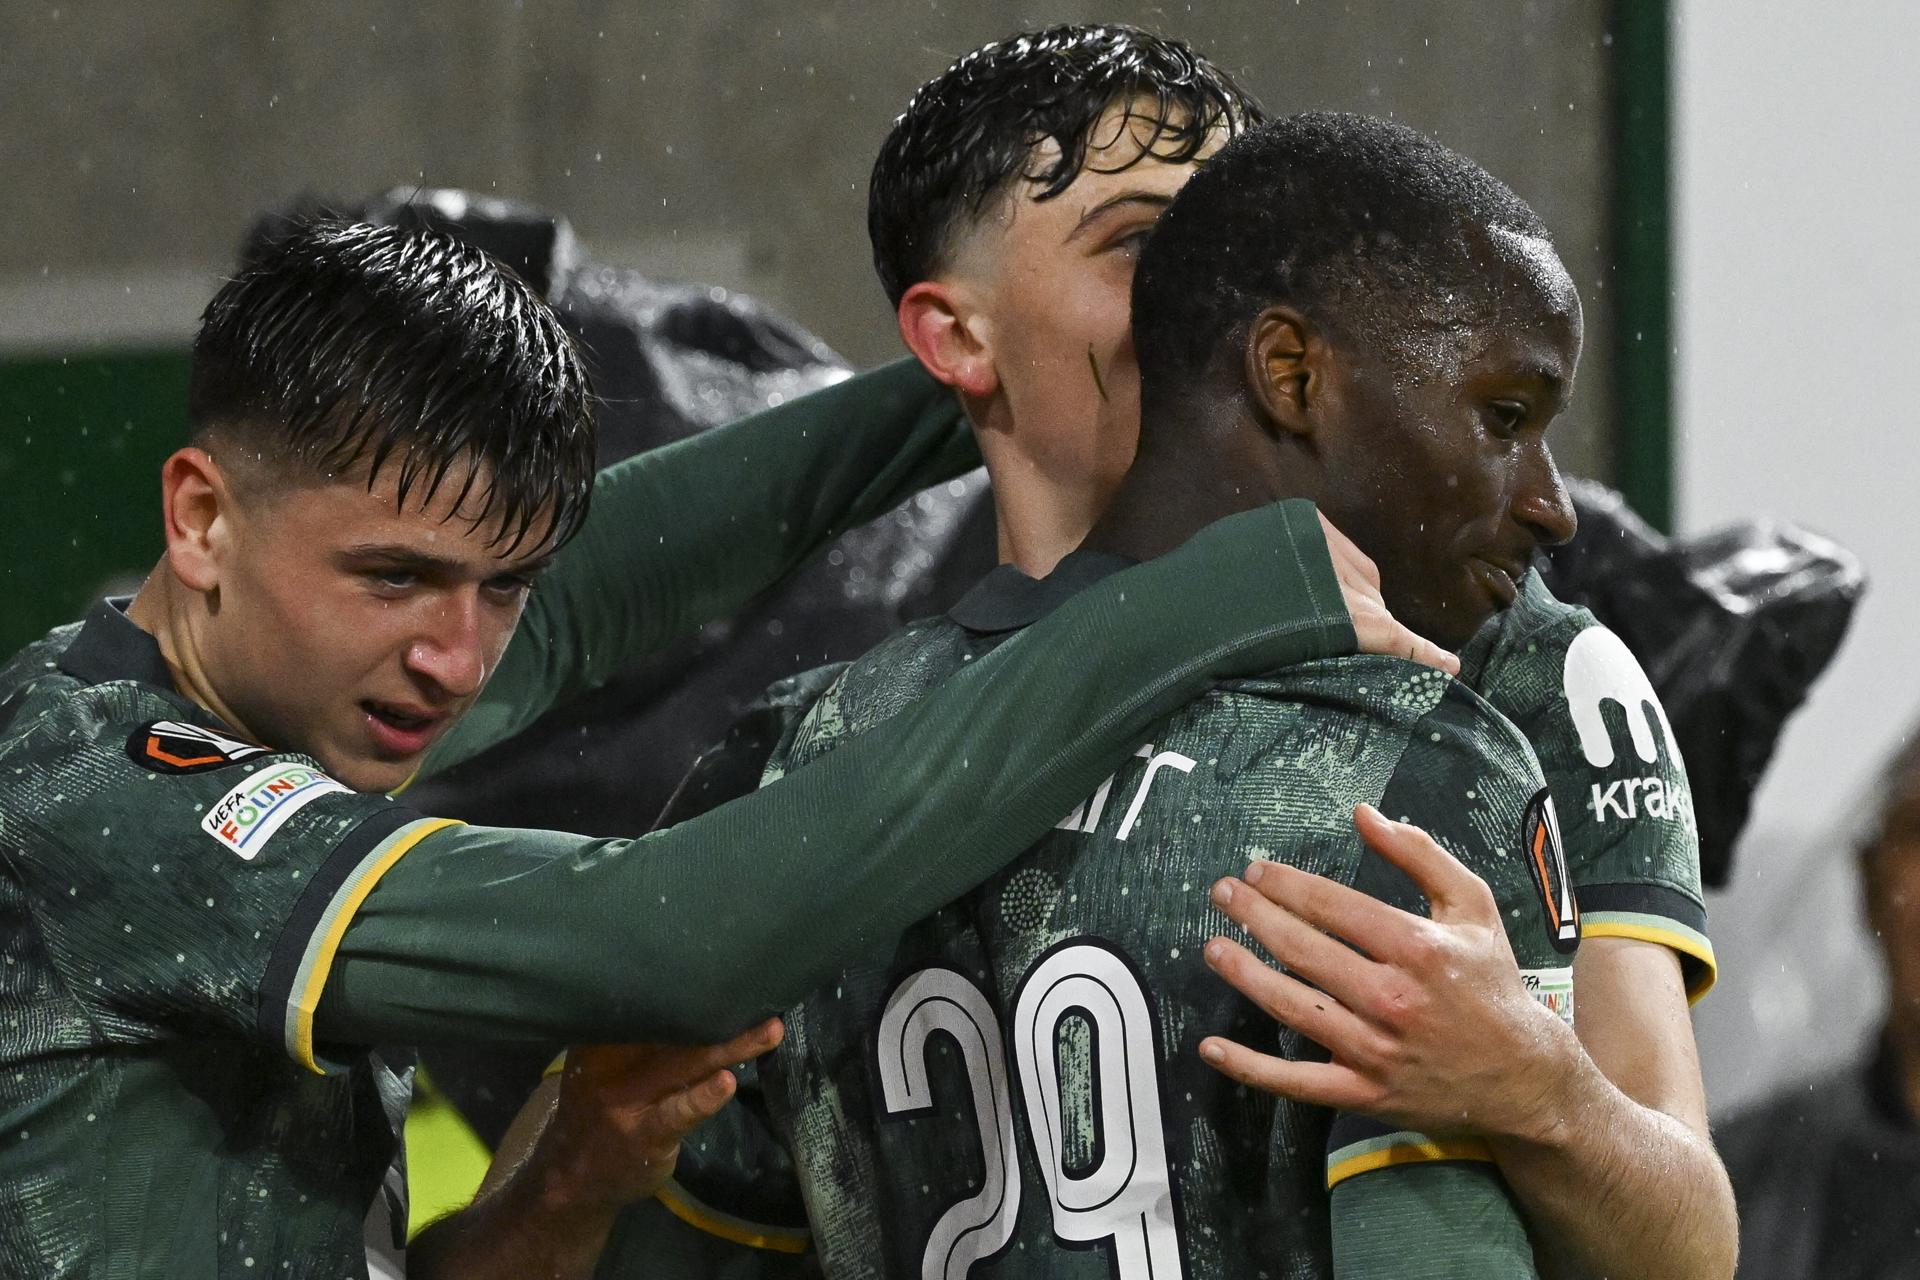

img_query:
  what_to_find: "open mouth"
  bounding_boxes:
[362,701,443,755]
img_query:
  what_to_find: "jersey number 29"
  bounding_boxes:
[874,939,1185,1280]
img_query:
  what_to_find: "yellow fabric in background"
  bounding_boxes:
[404,1067,493,1240]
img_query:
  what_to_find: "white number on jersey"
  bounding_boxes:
[875,940,1187,1280]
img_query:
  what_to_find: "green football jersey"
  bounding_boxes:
[0,606,449,1277]
[1461,570,1713,996]
[756,552,1571,1280]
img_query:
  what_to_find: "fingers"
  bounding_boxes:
[573,1018,783,1102]
[1317,512,1380,586]
[1352,804,1494,924]
[1234,858,1420,965]
[651,1068,738,1142]
[1393,621,1461,676]
[1202,936,1381,1056]
[1211,876,1381,1009]
[1197,1035,1380,1112]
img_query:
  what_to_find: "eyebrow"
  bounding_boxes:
[1065,191,1174,243]
[340,544,557,578]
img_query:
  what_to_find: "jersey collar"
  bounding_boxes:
[946,549,1138,636]
[56,596,177,691]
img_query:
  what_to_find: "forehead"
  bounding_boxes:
[966,96,1230,246]
[1411,229,1582,383]
[255,450,557,569]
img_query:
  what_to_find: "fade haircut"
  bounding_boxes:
[1133,112,1555,419]
[868,23,1264,307]
[189,219,595,555]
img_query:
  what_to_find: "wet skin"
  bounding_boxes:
[131,449,554,794]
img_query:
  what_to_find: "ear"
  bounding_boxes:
[897,281,998,400]
[158,446,235,595]
[1242,305,1319,438]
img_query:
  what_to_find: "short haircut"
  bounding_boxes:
[1133,112,1554,417]
[189,219,595,554]
[868,23,1264,307]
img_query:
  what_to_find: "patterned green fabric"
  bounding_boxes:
[756,553,1563,1280]
[1461,570,1713,994]
[0,608,430,1278]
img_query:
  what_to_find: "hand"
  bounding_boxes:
[1197,804,1577,1141]
[1319,513,1459,676]
[527,1019,784,1212]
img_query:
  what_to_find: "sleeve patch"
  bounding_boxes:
[202,761,350,859]
[1520,966,1575,1027]
[126,719,268,775]
[1522,788,1580,955]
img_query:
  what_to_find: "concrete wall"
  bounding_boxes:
[0,0,1618,479]
[1674,0,1920,1114]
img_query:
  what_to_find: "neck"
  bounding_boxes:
[125,566,258,742]
[969,396,1128,577]
[1082,405,1292,563]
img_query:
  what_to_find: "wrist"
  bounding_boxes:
[1489,1006,1595,1149]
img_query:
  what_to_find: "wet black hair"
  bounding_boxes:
[189,218,595,554]
[868,23,1264,307]
[1132,112,1554,418]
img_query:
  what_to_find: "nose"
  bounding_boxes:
[1512,443,1578,548]
[405,591,488,700]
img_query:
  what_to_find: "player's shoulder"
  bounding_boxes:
[778,615,974,775]
[817,614,975,723]
[1463,571,1618,714]
[1221,653,1536,769]
[0,669,334,864]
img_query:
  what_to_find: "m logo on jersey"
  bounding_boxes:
[1522,789,1579,954]
[1562,627,1678,770]
[202,761,349,860]
[127,719,268,775]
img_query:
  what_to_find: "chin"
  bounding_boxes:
[323,752,409,796]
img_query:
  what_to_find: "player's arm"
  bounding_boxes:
[1498,613,1730,1278]
[408,1021,782,1280]
[315,499,1369,1051]
[424,357,975,774]
[1203,804,1735,1279]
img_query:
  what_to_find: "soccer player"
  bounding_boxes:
[0,219,1430,1277]
[559,25,1730,1280]
[868,28,1730,1279]
[753,113,1612,1277]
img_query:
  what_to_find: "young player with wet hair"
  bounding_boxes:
[538,24,1731,1280]
[0,218,1430,1277]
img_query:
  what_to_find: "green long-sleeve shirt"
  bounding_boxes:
[0,360,1352,1278]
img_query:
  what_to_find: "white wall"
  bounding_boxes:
[1675,0,1920,1113]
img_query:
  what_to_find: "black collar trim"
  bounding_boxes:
[946,549,1137,635]
[56,597,177,690]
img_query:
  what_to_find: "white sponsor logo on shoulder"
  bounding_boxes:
[1520,966,1575,1027]
[202,761,349,859]
[1562,626,1678,770]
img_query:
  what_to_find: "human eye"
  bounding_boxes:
[481,572,537,602]
[363,568,420,594]
[1110,227,1152,258]
[1482,399,1529,437]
